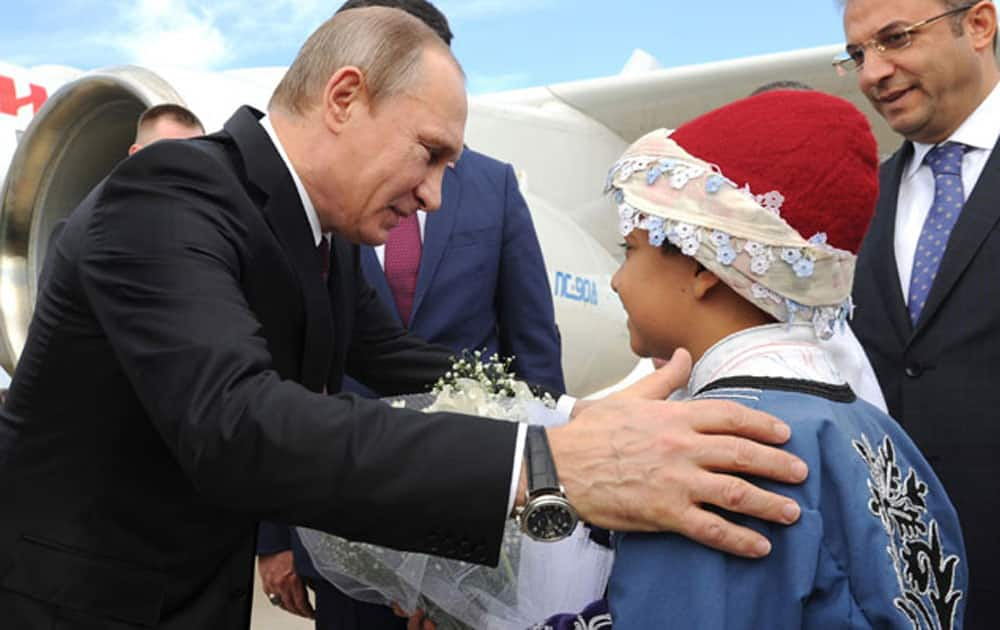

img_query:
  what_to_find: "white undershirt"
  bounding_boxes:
[258,116,532,518]
[894,81,1000,299]
[259,116,325,248]
[687,323,887,412]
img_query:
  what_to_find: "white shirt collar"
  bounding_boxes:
[686,323,845,397]
[259,115,326,246]
[905,79,1000,180]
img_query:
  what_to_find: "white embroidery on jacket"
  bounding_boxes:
[853,434,962,630]
[532,612,613,630]
[693,387,762,402]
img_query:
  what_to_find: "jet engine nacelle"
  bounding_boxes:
[0,64,637,396]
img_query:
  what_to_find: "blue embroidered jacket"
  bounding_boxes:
[608,379,968,629]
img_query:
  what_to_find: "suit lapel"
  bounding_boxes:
[870,148,915,341]
[326,234,353,388]
[224,107,334,391]
[361,246,401,325]
[912,141,1000,340]
[410,166,461,323]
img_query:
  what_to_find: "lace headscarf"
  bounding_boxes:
[606,91,879,339]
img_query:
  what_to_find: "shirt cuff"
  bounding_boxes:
[505,396,575,517]
[506,422,527,517]
[556,394,576,419]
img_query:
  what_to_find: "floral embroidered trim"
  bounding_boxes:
[605,154,710,193]
[607,153,849,339]
[853,434,963,630]
[617,203,849,338]
[532,612,613,630]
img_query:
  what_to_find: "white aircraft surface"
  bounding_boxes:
[0,45,902,397]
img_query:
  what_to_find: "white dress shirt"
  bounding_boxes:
[259,116,324,248]
[894,81,1000,299]
[257,116,537,516]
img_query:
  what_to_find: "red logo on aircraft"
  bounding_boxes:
[0,74,48,117]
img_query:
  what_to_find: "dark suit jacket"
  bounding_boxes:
[0,107,518,629]
[257,149,565,591]
[36,219,65,294]
[851,140,1000,625]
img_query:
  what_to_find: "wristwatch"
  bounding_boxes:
[515,425,578,541]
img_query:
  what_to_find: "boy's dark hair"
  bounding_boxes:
[660,241,682,256]
[659,240,706,273]
[336,0,453,45]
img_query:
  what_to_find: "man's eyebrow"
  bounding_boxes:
[847,20,909,45]
[876,20,911,34]
[424,133,462,161]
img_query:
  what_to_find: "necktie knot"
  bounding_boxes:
[925,142,966,177]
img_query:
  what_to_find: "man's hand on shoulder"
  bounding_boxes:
[548,349,808,558]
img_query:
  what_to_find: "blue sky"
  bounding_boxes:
[0,1,849,94]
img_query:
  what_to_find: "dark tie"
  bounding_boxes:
[384,214,422,326]
[317,237,331,394]
[907,142,966,324]
[318,237,330,284]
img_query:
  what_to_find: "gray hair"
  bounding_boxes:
[270,6,458,115]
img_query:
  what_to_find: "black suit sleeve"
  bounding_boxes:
[344,276,564,399]
[36,219,67,296]
[343,254,457,395]
[75,143,517,564]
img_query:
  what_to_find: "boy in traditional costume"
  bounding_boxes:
[593,91,966,629]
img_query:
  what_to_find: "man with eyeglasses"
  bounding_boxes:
[838,1,1000,625]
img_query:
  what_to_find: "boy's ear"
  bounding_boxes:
[692,268,722,300]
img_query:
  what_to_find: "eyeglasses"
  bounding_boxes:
[832,2,977,75]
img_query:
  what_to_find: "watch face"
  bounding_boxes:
[524,499,577,541]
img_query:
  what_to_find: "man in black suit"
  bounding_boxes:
[0,8,809,629]
[38,103,205,293]
[257,4,566,628]
[840,0,1000,625]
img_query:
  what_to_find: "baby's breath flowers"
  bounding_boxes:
[434,350,519,397]
[388,350,555,421]
[418,350,554,422]
[301,351,562,629]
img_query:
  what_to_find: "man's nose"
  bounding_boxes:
[858,50,895,93]
[415,168,444,212]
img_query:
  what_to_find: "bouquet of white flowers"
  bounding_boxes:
[297,353,613,629]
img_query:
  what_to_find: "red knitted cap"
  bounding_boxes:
[669,90,879,253]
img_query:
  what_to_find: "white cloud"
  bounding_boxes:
[99,0,332,71]
[104,0,229,70]
[22,0,562,73]
[199,0,328,45]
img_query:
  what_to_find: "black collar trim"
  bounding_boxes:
[696,376,857,403]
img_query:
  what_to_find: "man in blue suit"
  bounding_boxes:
[842,1,1000,625]
[256,2,564,627]
[357,147,565,392]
